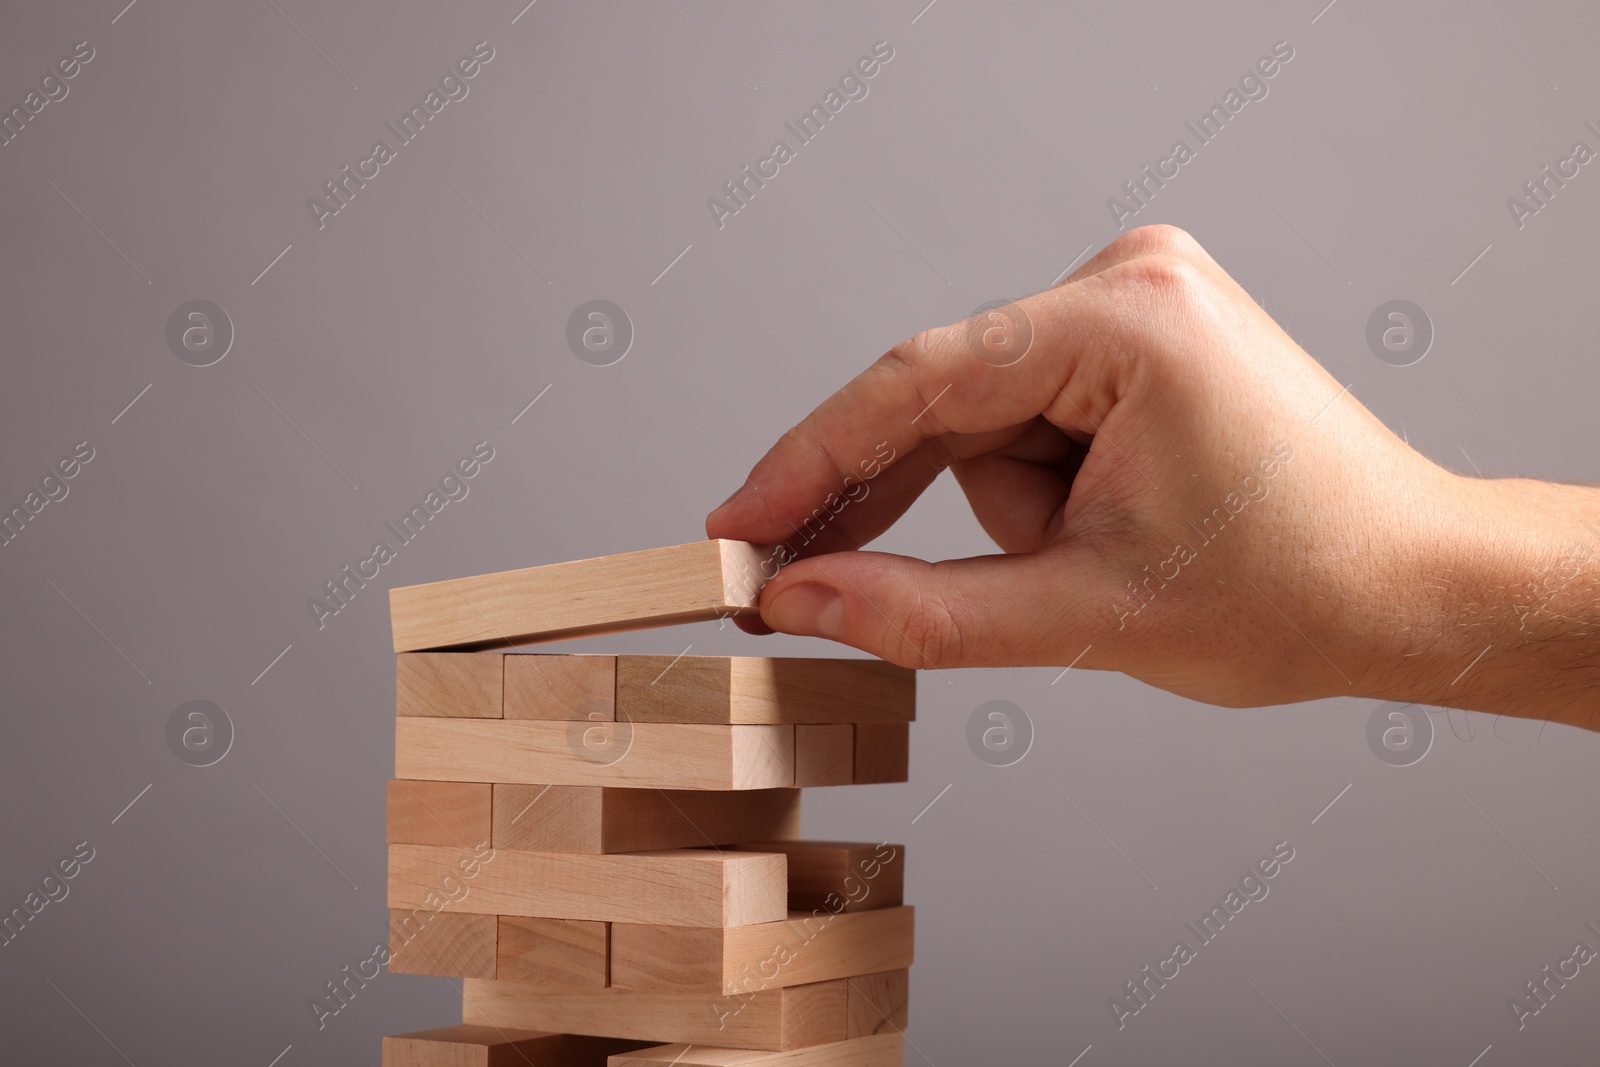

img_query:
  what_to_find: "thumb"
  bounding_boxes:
[759,550,1085,669]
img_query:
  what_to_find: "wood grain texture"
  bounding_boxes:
[389,844,788,927]
[497,916,609,986]
[460,975,847,1051]
[845,970,909,1038]
[607,1033,903,1066]
[794,725,854,787]
[382,1026,649,1067]
[492,785,801,854]
[388,780,493,848]
[389,540,768,652]
[852,723,909,785]
[730,842,903,914]
[388,909,497,978]
[615,657,914,725]
[611,906,915,994]
[504,655,615,720]
[396,718,795,791]
[397,653,504,718]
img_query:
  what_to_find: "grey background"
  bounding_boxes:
[2,0,1597,1063]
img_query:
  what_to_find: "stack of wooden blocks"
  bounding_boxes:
[382,541,914,1066]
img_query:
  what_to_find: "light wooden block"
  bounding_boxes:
[504,655,616,720]
[611,906,915,994]
[389,909,497,978]
[607,1033,903,1066]
[397,653,503,718]
[492,785,801,854]
[845,970,910,1038]
[497,916,609,986]
[615,657,914,725]
[460,976,847,1052]
[382,1026,647,1067]
[732,842,903,914]
[852,723,909,784]
[396,718,795,791]
[389,844,788,927]
[389,540,768,652]
[794,725,854,787]
[388,780,493,848]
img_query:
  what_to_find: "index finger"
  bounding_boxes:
[706,273,1132,547]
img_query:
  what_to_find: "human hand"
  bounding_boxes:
[706,225,1600,720]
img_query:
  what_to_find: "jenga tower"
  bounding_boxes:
[381,541,914,1066]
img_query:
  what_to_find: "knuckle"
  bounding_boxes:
[884,328,937,373]
[1108,251,1210,313]
[879,332,942,429]
[1109,223,1201,259]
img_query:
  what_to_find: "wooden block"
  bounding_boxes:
[390,844,787,927]
[389,540,768,652]
[611,906,915,994]
[845,970,909,1038]
[504,655,615,720]
[731,842,903,914]
[497,916,609,986]
[389,909,497,978]
[616,657,914,725]
[794,725,854,787]
[493,785,801,854]
[397,653,504,718]
[461,976,846,1052]
[388,780,493,848]
[396,718,794,791]
[382,1025,649,1067]
[607,1033,904,1066]
[852,723,909,784]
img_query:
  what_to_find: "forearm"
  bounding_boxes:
[1368,474,1600,728]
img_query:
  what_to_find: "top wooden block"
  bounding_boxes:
[390,541,769,652]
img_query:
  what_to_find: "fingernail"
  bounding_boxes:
[766,584,845,639]
[713,485,745,512]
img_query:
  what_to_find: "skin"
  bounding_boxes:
[706,226,1600,731]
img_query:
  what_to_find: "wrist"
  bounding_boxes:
[1362,472,1600,724]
